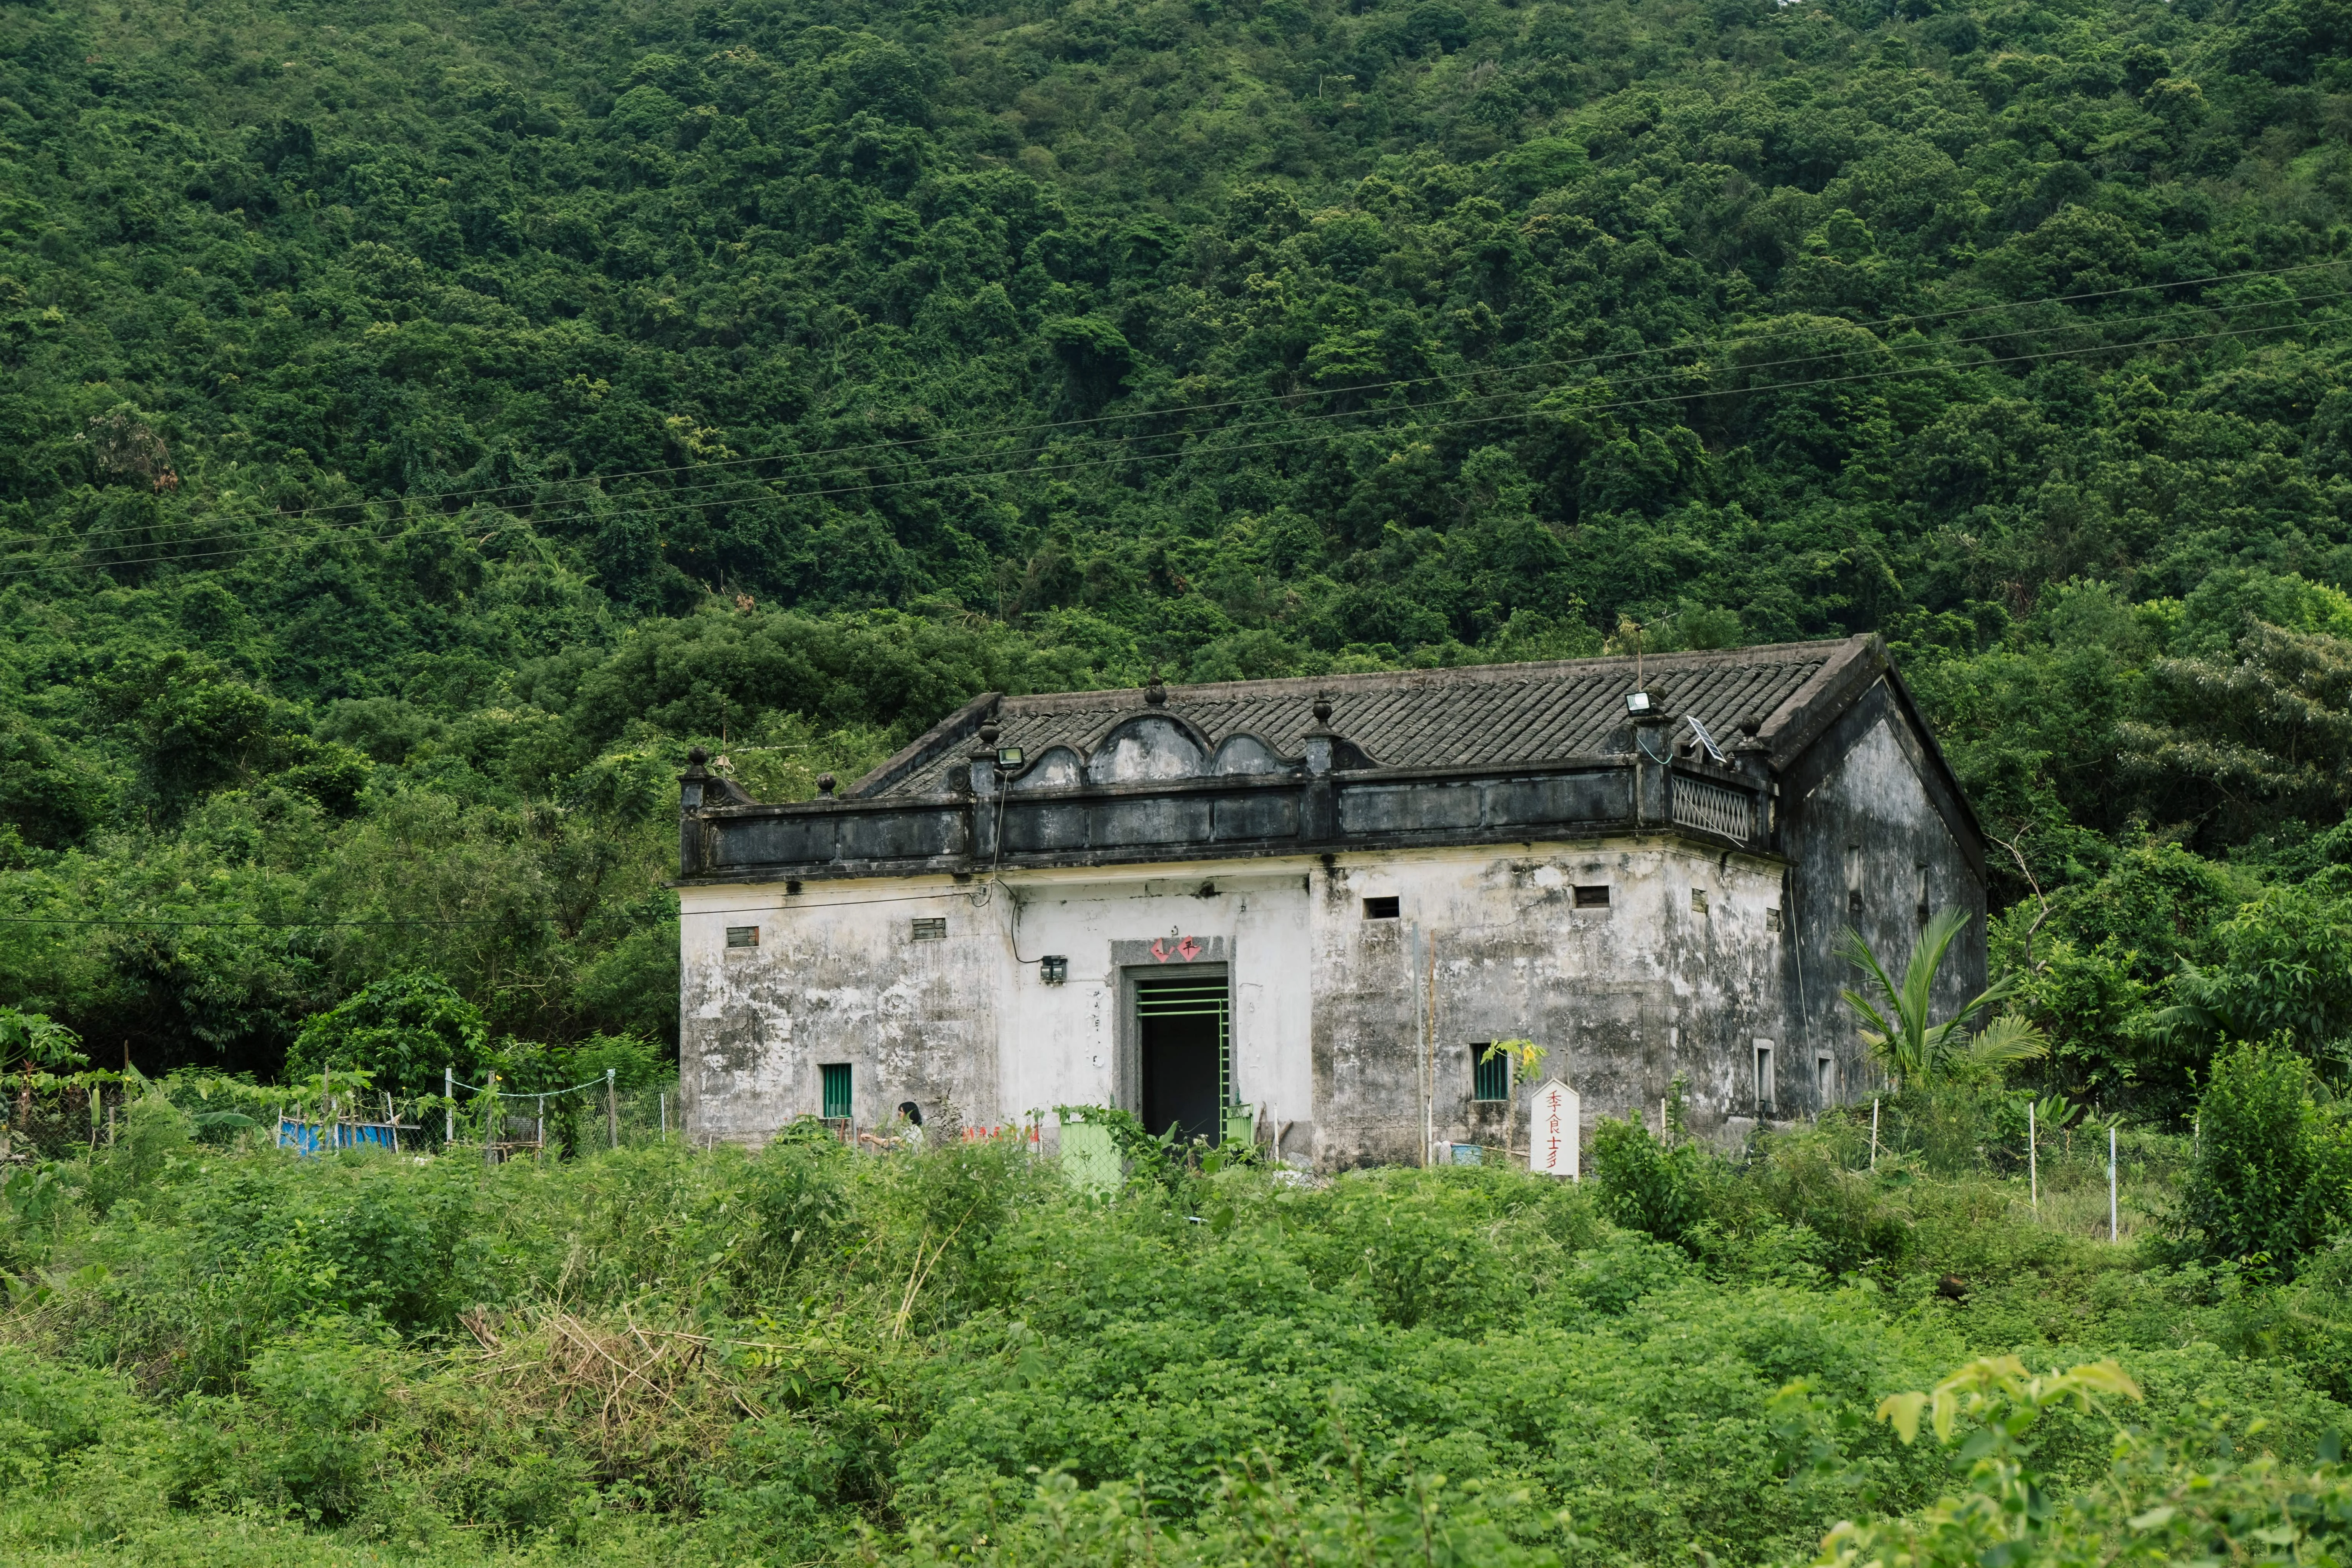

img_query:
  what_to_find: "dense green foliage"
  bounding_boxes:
[0,1099,2347,1565]
[8,0,2352,1558]
[0,0,2347,1096]
[2175,1036,2352,1272]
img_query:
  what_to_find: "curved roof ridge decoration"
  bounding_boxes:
[849,635,1887,803]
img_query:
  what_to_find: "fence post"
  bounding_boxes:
[2028,1100,2038,1214]
[659,1091,667,1140]
[1869,1098,1879,1169]
[445,1065,454,1145]
[2117,1124,2135,1241]
[606,1067,618,1150]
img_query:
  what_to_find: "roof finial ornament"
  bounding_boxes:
[1144,671,1167,707]
[816,772,836,798]
[1312,691,1334,727]
[979,720,1000,746]
[685,746,709,773]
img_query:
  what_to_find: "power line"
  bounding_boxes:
[31,256,2348,548]
[6,299,2339,583]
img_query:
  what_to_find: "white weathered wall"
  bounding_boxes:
[1307,840,1789,1167]
[682,836,1795,1164]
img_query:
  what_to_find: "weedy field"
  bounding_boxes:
[1,1082,2348,1566]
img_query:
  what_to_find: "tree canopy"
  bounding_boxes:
[0,0,2350,1088]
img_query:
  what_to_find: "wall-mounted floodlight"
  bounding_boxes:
[1040,955,1068,984]
[996,746,1024,768]
[1624,691,1653,715]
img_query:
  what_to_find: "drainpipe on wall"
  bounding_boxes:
[1411,925,1430,1167]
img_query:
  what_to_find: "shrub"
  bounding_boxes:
[285,972,490,1099]
[1590,1115,1707,1247]
[2176,1037,2352,1274]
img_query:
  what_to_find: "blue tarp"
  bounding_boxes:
[277,1117,402,1155]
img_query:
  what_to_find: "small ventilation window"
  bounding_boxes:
[1362,895,1401,920]
[820,1062,851,1121]
[1765,907,1783,933]
[1690,889,1708,915]
[1572,884,1611,908]
[724,925,759,949]
[1816,1054,1835,1105]
[1471,1047,1509,1103]
[1754,1040,1776,1111]
[911,917,946,941]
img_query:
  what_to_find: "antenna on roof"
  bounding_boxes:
[1618,608,1682,714]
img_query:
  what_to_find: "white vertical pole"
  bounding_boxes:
[2108,1124,2119,1242]
[1870,1098,1879,1169]
[445,1065,454,1144]
[606,1067,619,1150]
[2028,1100,2038,1214]
[659,1092,667,1140]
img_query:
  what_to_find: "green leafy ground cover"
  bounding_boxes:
[0,1097,2346,1566]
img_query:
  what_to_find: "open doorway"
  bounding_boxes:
[1135,972,1229,1145]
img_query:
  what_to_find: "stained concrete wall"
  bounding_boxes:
[680,838,1798,1164]
[1307,842,1789,1167]
[1776,683,1987,1114]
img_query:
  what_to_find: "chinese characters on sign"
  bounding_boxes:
[1148,936,1204,962]
[1527,1077,1580,1179]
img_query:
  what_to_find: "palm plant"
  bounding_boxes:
[1838,907,2048,1089]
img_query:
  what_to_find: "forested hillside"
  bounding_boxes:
[2,0,2351,1102]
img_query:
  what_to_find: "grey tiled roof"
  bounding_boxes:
[855,636,1880,798]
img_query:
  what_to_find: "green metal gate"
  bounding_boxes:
[1134,975,1232,1111]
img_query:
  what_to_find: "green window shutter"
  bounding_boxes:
[1472,1049,1508,1102]
[820,1063,851,1120]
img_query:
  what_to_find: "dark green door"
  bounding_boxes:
[1136,974,1229,1145]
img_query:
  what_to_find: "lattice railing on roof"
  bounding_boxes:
[1671,773,1752,841]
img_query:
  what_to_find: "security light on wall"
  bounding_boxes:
[995,746,1024,768]
[1623,691,1653,715]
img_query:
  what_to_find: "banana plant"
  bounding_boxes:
[1838,908,2048,1089]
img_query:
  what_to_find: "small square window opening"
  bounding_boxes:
[724,925,759,948]
[1690,888,1708,915]
[1362,895,1401,920]
[1572,884,1611,908]
[911,917,946,941]
[1765,907,1783,932]
[1471,1047,1509,1103]
[820,1062,851,1121]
